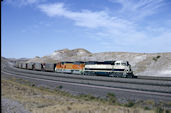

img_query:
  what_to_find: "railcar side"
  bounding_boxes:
[15,62,19,68]
[18,63,22,68]
[34,63,43,71]
[43,63,56,72]
[27,62,35,70]
[22,63,28,69]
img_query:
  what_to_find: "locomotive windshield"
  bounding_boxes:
[115,61,129,66]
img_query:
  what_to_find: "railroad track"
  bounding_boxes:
[5,63,171,86]
[2,62,171,96]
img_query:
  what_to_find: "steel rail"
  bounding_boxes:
[2,69,171,97]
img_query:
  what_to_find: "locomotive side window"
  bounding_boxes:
[121,63,127,66]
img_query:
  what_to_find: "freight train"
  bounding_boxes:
[15,60,134,78]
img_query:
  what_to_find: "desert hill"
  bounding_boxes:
[26,48,171,77]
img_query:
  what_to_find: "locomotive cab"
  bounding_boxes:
[113,61,134,77]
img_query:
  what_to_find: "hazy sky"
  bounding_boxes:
[2,0,171,58]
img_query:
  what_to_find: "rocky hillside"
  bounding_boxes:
[27,48,92,63]
[27,48,171,77]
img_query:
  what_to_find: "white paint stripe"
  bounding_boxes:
[2,70,171,97]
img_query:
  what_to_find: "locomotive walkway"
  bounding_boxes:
[1,61,171,102]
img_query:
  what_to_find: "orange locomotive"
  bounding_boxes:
[72,61,85,74]
[55,62,65,73]
[55,61,85,74]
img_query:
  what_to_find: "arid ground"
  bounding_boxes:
[2,77,164,113]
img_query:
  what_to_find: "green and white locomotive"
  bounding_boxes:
[84,60,134,78]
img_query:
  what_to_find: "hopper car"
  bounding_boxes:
[27,62,35,70]
[18,63,22,68]
[43,63,56,72]
[16,60,134,78]
[15,62,19,68]
[34,62,43,71]
[22,63,27,69]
